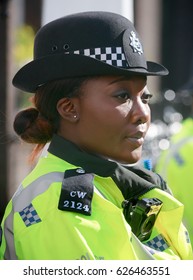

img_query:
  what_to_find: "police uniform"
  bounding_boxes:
[0,134,192,260]
[156,117,193,247]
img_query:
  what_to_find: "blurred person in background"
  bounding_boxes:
[156,65,193,247]
[0,11,192,260]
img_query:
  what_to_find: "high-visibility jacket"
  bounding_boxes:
[156,118,193,246]
[0,135,192,260]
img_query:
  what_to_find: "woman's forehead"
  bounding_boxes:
[107,75,147,84]
[83,75,147,87]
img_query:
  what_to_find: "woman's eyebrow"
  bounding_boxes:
[108,77,130,85]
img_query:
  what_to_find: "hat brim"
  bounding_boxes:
[12,54,169,93]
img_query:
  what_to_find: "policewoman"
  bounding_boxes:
[0,11,192,260]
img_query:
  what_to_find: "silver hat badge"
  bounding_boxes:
[129,31,143,55]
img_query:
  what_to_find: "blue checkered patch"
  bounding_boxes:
[144,234,169,252]
[19,203,41,227]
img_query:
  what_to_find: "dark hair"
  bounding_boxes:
[13,77,88,161]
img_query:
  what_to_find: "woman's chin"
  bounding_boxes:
[111,152,142,165]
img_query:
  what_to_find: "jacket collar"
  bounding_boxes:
[48,134,157,199]
[48,134,117,177]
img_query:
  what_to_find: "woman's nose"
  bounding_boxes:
[130,100,150,124]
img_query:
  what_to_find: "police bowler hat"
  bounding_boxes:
[13,11,168,93]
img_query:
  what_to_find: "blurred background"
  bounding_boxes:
[0,0,193,222]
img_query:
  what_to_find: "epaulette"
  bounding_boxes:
[58,168,94,215]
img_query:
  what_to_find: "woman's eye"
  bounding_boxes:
[115,91,130,101]
[142,92,153,104]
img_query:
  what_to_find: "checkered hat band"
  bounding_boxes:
[68,47,128,68]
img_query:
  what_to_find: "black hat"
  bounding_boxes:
[13,11,168,93]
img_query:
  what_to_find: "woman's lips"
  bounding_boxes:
[125,131,145,146]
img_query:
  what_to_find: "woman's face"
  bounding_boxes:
[67,75,151,164]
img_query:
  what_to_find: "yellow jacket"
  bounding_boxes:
[1,135,192,260]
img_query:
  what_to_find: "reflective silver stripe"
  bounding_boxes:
[12,172,64,212]
[3,172,64,259]
[4,211,17,259]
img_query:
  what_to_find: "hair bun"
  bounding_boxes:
[13,108,39,136]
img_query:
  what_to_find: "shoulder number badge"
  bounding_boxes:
[58,168,94,216]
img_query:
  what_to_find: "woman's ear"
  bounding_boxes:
[57,97,79,122]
